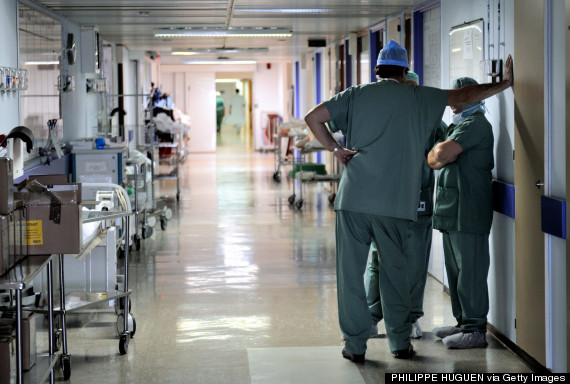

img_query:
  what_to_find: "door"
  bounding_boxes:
[514,0,545,366]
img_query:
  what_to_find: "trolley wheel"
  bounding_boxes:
[142,226,153,239]
[116,313,136,337]
[164,208,173,220]
[147,216,157,228]
[295,199,303,209]
[328,193,336,204]
[160,218,167,230]
[61,354,71,380]
[273,171,281,182]
[134,235,141,251]
[288,194,296,205]
[119,334,129,355]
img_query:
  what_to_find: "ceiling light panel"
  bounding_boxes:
[155,28,292,38]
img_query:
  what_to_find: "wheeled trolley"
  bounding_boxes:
[288,149,341,210]
[30,184,136,381]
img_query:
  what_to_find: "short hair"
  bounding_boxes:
[374,65,407,80]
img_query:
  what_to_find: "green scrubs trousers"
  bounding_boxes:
[442,230,489,333]
[336,210,412,354]
[366,221,432,324]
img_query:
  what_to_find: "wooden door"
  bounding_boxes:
[514,0,546,366]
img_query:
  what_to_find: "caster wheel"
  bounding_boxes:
[328,193,336,204]
[273,172,281,182]
[288,195,296,205]
[147,216,157,228]
[119,334,129,355]
[142,226,153,239]
[164,208,173,220]
[161,219,167,230]
[61,355,71,380]
[134,235,141,251]
[116,313,136,337]
[295,199,303,209]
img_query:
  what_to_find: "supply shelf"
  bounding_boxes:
[0,253,59,384]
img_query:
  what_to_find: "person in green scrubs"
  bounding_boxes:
[216,91,225,133]
[428,77,494,349]
[365,72,447,340]
[304,41,513,363]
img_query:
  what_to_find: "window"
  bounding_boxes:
[18,3,62,160]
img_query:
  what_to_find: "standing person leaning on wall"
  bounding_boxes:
[304,40,513,363]
[429,77,495,349]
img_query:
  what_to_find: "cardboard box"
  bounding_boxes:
[0,158,14,215]
[0,334,15,384]
[16,184,82,255]
[0,215,8,275]
[22,311,36,371]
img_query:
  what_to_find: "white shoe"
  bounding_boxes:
[410,321,423,339]
[432,325,462,339]
[442,332,488,349]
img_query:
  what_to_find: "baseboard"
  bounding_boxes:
[486,323,551,374]
[434,279,551,374]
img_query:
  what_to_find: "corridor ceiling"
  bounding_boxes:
[32,0,427,63]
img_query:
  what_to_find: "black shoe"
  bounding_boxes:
[342,347,365,364]
[393,344,414,359]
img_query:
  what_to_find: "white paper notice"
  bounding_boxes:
[463,29,473,60]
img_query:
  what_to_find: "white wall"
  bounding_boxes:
[0,0,21,135]
[160,64,230,153]
[252,62,287,150]
[441,0,516,341]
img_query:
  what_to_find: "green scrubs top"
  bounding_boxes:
[432,112,494,234]
[417,120,447,225]
[325,81,449,221]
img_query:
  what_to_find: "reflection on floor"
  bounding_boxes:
[40,133,532,383]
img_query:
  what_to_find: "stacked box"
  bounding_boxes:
[15,183,82,255]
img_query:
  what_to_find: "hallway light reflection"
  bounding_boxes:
[176,316,270,343]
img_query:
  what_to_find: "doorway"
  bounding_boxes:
[215,77,252,148]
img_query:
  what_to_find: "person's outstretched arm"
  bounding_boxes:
[447,54,513,106]
[304,103,358,165]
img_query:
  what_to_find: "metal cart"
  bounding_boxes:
[288,149,341,210]
[0,254,59,384]
[31,184,136,381]
[272,121,307,182]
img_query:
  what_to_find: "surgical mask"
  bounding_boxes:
[451,102,485,125]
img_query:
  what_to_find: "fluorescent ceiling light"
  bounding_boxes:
[215,79,241,83]
[183,60,256,65]
[235,9,331,14]
[155,28,292,38]
[172,48,269,55]
[25,61,59,65]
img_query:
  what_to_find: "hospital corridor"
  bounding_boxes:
[56,134,533,383]
[1,0,570,382]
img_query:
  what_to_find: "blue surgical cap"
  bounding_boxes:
[406,71,419,84]
[377,40,408,67]
[451,77,485,114]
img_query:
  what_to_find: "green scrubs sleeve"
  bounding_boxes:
[324,88,354,135]
[447,113,489,151]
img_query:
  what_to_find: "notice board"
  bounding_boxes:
[449,19,485,85]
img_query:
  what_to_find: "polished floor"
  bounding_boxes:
[43,125,532,383]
